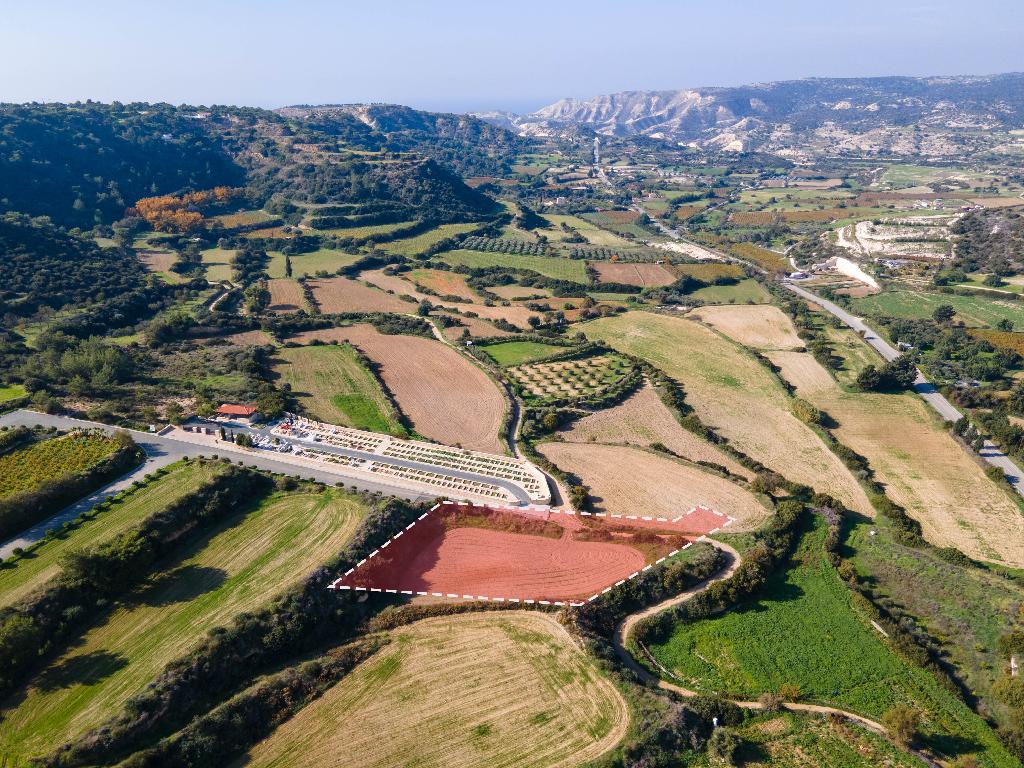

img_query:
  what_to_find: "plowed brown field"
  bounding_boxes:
[292,324,505,453]
[267,278,305,313]
[584,313,872,515]
[308,277,412,314]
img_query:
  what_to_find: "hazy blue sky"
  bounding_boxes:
[2,0,1021,113]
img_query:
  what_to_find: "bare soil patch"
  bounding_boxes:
[309,277,412,314]
[584,313,872,515]
[409,268,478,300]
[292,324,505,453]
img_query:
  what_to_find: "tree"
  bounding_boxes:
[932,304,956,324]
[856,364,882,391]
[997,318,1015,332]
[882,705,921,747]
[416,300,432,317]
[541,412,559,432]
[284,254,293,278]
[164,402,185,425]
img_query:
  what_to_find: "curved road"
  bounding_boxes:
[783,282,1024,498]
[612,540,889,735]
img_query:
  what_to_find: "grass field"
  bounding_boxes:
[200,247,234,283]
[241,612,627,768]
[480,340,564,366]
[692,305,804,350]
[0,434,119,497]
[273,344,406,435]
[382,223,479,256]
[435,249,589,283]
[0,461,224,610]
[310,221,417,239]
[645,519,1019,767]
[851,290,1024,328]
[266,249,363,279]
[0,384,26,403]
[582,313,872,515]
[848,512,1024,730]
[542,214,634,247]
[688,279,770,304]
[0,489,367,762]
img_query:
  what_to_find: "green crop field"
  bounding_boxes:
[688,278,770,304]
[310,221,417,239]
[480,340,564,366]
[0,489,368,762]
[0,435,119,497]
[645,520,1018,767]
[434,249,588,282]
[382,223,479,256]
[851,290,1024,328]
[0,461,225,609]
[273,344,406,435]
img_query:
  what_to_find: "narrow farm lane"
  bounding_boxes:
[782,282,1024,498]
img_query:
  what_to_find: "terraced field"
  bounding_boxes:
[0,461,224,610]
[434,249,589,282]
[583,313,872,515]
[557,384,753,479]
[273,344,407,435]
[0,490,367,762]
[240,612,627,768]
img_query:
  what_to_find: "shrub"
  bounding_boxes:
[882,705,921,747]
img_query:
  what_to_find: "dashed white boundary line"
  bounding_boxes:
[329,501,734,607]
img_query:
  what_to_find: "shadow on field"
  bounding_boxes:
[34,650,128,692]
[129,565,228,607]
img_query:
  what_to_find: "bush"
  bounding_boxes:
[707,727,742,765]
[882,705,921,747]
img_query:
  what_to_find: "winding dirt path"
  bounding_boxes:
[612,540,888,735]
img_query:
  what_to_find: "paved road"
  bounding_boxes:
[240,422,533,504]
[783,282,1024,497]
[0,410,441,558]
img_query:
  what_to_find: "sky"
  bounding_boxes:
[1,0,1022,113]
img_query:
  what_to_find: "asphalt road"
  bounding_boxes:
[782,282,1024,498]
[0,410,440,558]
